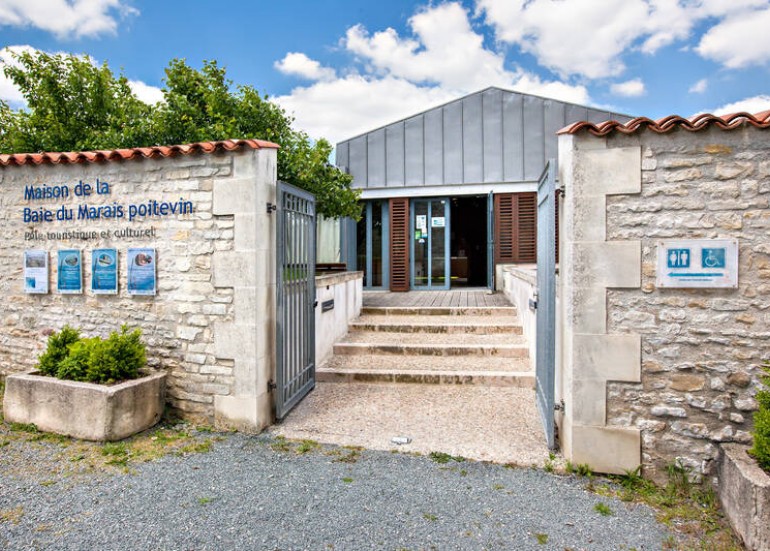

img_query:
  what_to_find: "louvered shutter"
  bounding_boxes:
[389,198,410,291]
[494,192,537,264]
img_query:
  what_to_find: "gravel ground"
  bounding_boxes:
[0,432,673,550]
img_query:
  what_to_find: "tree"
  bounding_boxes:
[0,50,153,153]
[0,52,360,219]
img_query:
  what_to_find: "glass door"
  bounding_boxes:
[410,198,450,290]
[355,200,389,288]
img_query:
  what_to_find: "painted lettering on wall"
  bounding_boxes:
[21,178,195,224]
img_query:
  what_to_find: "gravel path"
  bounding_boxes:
[0,433,672,550]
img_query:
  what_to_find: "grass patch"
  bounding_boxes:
[534,533,548,545]
[296,439,320,454]
[594,502,613,516]
[342,477,353,484]
[197,497,213,506]
[429,451,465,464]
[600,463,742,550]
[423,513,438,522]
[0,506,24,524]
[8,422,39,433]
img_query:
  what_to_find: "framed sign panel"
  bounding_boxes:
[57,249,83,294]
[91,248,118,294]
[24,250,49,294]
[127,248,156,296]
[656,239,738,289]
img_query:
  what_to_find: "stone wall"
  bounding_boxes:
[559,123,769,481]
[0,145,278,431]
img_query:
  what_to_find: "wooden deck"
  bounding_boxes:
[362,290,513,308]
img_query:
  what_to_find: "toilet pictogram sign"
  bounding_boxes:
[656,239,738,288]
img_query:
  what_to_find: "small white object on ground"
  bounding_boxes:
[391,436,412,445]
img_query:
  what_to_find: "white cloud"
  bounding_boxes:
[128,79,163,105]
[274,75,457,145]
[689,79,708,94]
[611,78,646,97]
[275,52,336,81]
[475,0,770,78]
[696,7,770,68]
[0,45,38,105]
[0,0,136,39]
[275,2,589,143]
[711,95,770,115]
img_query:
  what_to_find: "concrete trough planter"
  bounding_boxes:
[3,370,166,441]
[718,443,770,551]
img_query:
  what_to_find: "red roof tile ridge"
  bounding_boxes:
[558,111,770,137]
[0,139,279,167]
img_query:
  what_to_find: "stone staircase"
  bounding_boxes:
[317,305,534,388]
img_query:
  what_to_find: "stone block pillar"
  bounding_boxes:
[558,136,643,474]
[211,149,277,431]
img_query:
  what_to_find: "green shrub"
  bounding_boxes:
[750,362,770,472]
[86,326,145,384]
[36,325,146,384]
[38,325,80,376]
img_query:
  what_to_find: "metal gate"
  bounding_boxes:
[275,181,316,420]
[536,160,557,449]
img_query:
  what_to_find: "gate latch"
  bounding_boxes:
[266,202,277,214]
[529,292,538,311]
[267,379,277,392]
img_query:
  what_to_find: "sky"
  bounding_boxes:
[0,0,769,147]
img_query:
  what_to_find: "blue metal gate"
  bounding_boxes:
[536,160,557,449]
[275,182,316,420]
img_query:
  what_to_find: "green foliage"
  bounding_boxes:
[36,325,146,384]
[750,362,770,471]
[429,451,465,464]
[86,326,145,383]
[0,50,152,153]
[594,502,613,516]
[37,325,80,377]
[0,52,360,219]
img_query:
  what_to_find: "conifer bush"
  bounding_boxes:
[37,325,147,384]
[750,362,770,472]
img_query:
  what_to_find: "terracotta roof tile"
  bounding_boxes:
[558,111,770,137]
[0,139,279,167]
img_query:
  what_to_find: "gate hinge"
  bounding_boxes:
[554,400,565,412]
[529,292,538,311]
[267,379,277,392]
[266,202,277,214]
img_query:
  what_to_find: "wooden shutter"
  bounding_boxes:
[494,192,537,264]
[389,198,410,291]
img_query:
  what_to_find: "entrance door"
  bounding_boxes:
[411,198,450,290]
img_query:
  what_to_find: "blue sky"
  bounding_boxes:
[1,0,769,146]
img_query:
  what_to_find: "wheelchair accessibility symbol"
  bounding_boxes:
[702,248,726,269]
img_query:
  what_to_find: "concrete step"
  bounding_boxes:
[339,331,527,346]
[362,306,517,317]
[332,342,529,358]
[317,355,533,388]
[316,369,535,388]
[320,354,531,373]
[350,315,523,335]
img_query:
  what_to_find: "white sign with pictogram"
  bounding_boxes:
[656,239,738,288]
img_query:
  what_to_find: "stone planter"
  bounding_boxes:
[3,371,166,441]
[718,443,770,551]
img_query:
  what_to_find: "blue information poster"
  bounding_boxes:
[24,250,49,294]
[91,248,118,295]
[127,248,156,296]
[57,249,83,294]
